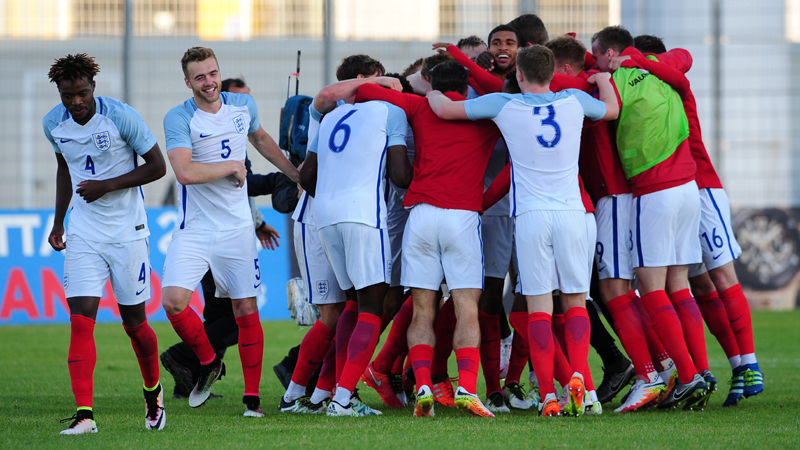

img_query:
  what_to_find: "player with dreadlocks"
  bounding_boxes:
[43,53,168,434]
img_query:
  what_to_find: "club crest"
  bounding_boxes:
[93,131,111,151]
[316,280,329,296]
[233,114,246,134]
[63,272,69,290]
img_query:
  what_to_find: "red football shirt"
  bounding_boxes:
[355,84,500,212]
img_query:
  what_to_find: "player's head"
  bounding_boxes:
[222,77,250,94]
[181,46,221,105]
[48,53,101,124]
[591,25,634,72]
[384,73,417,95]
[508,14,549,47]
[457,35,487,60]
[402,58,424,77]
[429,60,469,97]
[336,54,385,81]
[545,36,586,77]
[421,52,454,81]
[515,45,555,88]
[502,70,521,94]
[487,24,520,72]
[634,34,667,54]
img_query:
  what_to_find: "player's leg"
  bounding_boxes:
[407,288,438,416]
[364,291,412,408]
[478,277,504,408]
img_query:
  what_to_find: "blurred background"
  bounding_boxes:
[2,0,800,324]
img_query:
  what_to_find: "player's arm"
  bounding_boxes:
[434,43,504,93]
[76,144,167,203]
[355,84,417,120]
[314,77,403,114]
[298,152,317,197]
[426,90,469,120]
[49,152,72,251]
[584,73,619,121]
[387,145,412,189]
[248,126,300,182]
[619,54,690,98]
[168,146,246,187]
[483,162,511,212]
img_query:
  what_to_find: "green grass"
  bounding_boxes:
[2,311,798,449]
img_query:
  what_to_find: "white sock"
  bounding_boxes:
[589,390,598,403]
[741,353,757,366]
[310,388,331,405]
[333,386,352,406]
[283,381,306,403]
[728,355,742,370]
[659,357,675,373]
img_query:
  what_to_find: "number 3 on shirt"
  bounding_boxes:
[328,110,357,153]
[533,105,561,148]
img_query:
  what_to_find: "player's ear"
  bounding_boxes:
[91,80,96,91]
[184,77,191,88]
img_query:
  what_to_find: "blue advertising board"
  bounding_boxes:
[0,208,292,324]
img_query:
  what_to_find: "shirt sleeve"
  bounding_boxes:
[163,107,193,152]
[309,101,324,122]
[112,103,158,156]
[305,103,321,154]
[243,94,260,133]
[355,84,419,121]
[382,102,408,147]
[42,118,60,153]
[464,93,513,121]
[566,89,607,121]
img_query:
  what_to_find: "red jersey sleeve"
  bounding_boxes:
[620,54,690,98]
[355,84,422,120]
[482,163,511,211]
[652,48,693,74]
[447,45,504,94]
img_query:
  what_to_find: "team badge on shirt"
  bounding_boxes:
[63,272,69,289]
[316,280,329,296]
[233,114,246,134]
[93,131,111,151]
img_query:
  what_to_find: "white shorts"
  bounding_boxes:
[514,210,588,296]
[595,194,635,280]
[386,181,410,287]
[162,226,263,300]
[630,181,702,268]
[64,235,151,306]
[318,223,391,291]
[294,220,347,305]
[585,212,598,301]
[401,203,484,291]
[481,214,514,279]
[688,188,743,278]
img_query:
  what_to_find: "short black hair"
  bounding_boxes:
[221,77,246,92]
[457,35,486,49]
[591,25,634,54]
[634,34,667,54]
[384,73,417,95]
[429,60,469,96]
[488,24,520,47]
[336,54,385,81]
[508,14,548,46]
[48,53,100,86]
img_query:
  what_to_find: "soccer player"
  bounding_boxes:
[456,35,488,60]
[161,46,299,417]
[474,24,521,81]
[591,26,709,409]
[428,45,619,416]
[44,53,167,434]
[508,13,549,48]
[299,54,411,417]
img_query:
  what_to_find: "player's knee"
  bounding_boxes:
[688,271,716,296]
[161,287,190,315]
[708,263,739,292]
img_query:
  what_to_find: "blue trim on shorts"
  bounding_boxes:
[375,143,387,228]
[612,196,619,278]
[380,228,387,283]
[296,194,308,222]
[180,185,187,229]
[707,188,736,260]
[477,216,485,289]
[636,197,644,267]
[301,223,314,304]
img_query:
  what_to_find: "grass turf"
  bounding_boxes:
[1,310,798,449]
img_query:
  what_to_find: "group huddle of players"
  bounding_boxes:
[45,13,764,435]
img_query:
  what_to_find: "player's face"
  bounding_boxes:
[462,43,488,61]
[489,31,518,71]
[185,58,222,105]
[227,84,250,95]
[591,41,614,73]
[58,77,96,125]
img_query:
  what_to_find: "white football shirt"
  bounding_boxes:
[43,96,157,243]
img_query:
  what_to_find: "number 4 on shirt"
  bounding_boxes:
[85,155,95,175]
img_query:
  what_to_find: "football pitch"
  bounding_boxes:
[2,311,798,449]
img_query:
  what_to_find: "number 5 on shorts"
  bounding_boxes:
[253,258,261,288]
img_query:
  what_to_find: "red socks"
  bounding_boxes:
[607,294,656,380]
[455,347,481,394]
[431,299,456,378]
[478,311,502,396]
[408,344,434,390]
[528,312,556,397]
[167,307,216,365]
[669,289,709,373]
[123,319,160,389]
[68,315,97,409]
[338,313,382,392]
[720,284,755,355]
[552,314,568,358]
[372,297,412,374]
[235,312,264,396]
[552,332,572,388]
[641,290,696,383]
[564,307,591,382]
[335,300,359,383]
[316,339,337,393]
[696,291,740,360]
[506,312,530,385]
[292,320,336,387]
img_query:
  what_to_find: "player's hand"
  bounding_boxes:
[76,180,112,203]
[407,72,431,95]
[231,160,247,188]
[372,77,403,92]
[256,223,280,250]
[48,224,66,252]
[432,42,453,52]
[474,51,495,71]
[587,72,612,85]
[609,55,631,71]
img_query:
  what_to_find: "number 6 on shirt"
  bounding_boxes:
[328,110,357,153]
